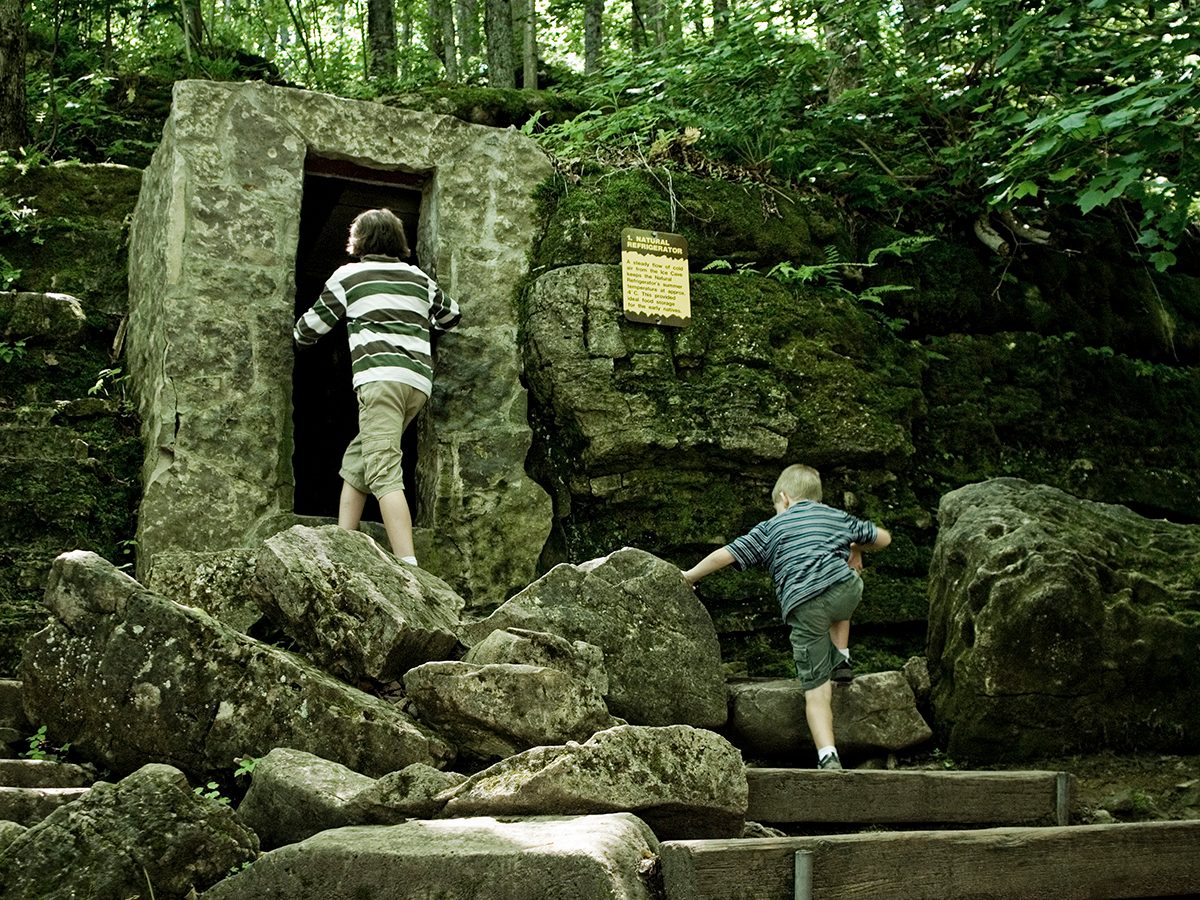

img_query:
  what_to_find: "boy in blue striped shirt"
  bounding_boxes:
[294,208,461,565]
[683,464,891,770]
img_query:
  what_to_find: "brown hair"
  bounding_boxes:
[346,208,410,259]
[772,464,822,504]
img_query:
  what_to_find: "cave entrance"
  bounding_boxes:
[291,156,426,523]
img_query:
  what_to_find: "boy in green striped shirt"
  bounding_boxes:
[294,208,461,565]
[684,464,891,769]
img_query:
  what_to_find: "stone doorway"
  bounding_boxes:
[126,80,553,607]
[291,157,424,523]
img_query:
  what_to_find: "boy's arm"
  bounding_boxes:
[849,527,892,571]
[682,547,735,586]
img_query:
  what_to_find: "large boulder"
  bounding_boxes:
[463,547,727,729]
[437,724,747,839]
[0,763,257,900]
[253,525,464,683]
[463,627,609,696]
[201,814,660,900]
[21,551,454,779]
[235,748,466,850]
[145,548,264,633]
[726,671,932,762]
[403,661,623,760]
[927,478,1200,761]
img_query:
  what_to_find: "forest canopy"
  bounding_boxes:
[0,0,1196,270]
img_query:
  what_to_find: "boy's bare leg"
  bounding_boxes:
[338,481,368,531]
[830,620,850,650]
[378,489,416,559]
[804,680,835,749]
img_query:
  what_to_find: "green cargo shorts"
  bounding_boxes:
[783,573,863,691]
[339,380,427,498]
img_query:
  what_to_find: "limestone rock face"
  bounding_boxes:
[146,548,264,633]
[235,748,466,850]
[236,748,470,854]
[403,661,622,759]
[201,814,660,900]
[253,525,464,683]
[927,478,1200,761]
[438,724,748,839]
[0,763,257,900]
[521,263,924,569]
[463,627,609,697]
[464,547,727,729]
[726,672,932,761]
[235,748,377,850]
[126,79,552,607]
[21,551,453,779]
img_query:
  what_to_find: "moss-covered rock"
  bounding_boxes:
[928,479,1200,762]
[534,168,850,272]
[0,161,142,318]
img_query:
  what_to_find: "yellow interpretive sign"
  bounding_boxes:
[621,228,690,327]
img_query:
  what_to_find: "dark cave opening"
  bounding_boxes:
[290,156,425,523]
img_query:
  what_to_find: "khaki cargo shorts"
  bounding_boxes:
[339,380,427,499]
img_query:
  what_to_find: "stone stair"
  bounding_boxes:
[0,678,96,827]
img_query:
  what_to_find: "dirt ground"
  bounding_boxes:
[1017,752,1200,824]
[899,751,1200,825]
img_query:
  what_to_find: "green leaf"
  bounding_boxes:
[1013,180,1040,199]
[1057,112,1091,132]
[1078,189,1109,214]
[1149,251,1176,272]
[1048,167,1078,182]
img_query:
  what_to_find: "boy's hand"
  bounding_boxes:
[848,544,864,572]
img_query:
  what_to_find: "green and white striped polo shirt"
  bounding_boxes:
[293,255,462,396]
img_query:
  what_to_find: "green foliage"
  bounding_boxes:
[541,0,1195,274]
[193,780,231,805]
[0,339,26,363]
[22,725,71,762]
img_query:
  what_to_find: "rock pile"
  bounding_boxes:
[1,525,935,898]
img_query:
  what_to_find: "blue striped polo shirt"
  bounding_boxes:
[725,501,879,618]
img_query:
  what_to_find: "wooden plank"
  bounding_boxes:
[660,821,1200,900]
[746,768,1074,825]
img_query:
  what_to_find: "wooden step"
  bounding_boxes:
[0,786,90,826]
[747,768,1074,826]
[660,820,1200,900]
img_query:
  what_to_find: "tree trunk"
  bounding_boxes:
[179,0,205,60]
[484,0,514,87]
[583,0,603,72]
[455,0,478,72]
[366,0,398,82]
[711,0,728,37]
[629,0,646,52]
[515,0,536,88]
[398,0,412,79]
[0,0,27,150]
[816,1,863,102]
[430,0,458,80]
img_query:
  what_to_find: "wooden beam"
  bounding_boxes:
[746,768,1074,825]
[660,821,1200,900]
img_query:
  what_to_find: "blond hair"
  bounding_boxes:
[773,464,822,504]
[346,208,410,259]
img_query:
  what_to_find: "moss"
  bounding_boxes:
[0,161,142,317]
[535,168,850,273]
[380,85,583,130]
